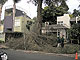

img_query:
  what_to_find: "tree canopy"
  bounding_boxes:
[42,0,69,24]
[28,0,68,34]
[0,0,7,5]
[72,9,80,17]
[68,23,80,43]
[0,0,21,5]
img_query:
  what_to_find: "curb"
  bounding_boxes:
[16,50,76,57]
[0,45,79,58]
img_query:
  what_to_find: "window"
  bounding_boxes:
[15,21,20,27]
[6,28,12,32]
[58,21,63,25]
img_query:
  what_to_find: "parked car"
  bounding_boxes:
[0,51,8,60]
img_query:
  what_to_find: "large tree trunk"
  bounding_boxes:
[13,2,16,32]
[0,4,2,24]
[36,0,43,35]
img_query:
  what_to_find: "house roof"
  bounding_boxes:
[5,9,31,19]
[15,9,24,17]
[15,9,31,19]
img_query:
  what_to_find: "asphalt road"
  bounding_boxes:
[0,49,80,60]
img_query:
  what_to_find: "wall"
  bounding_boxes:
[0,25,3,33]
[0,33,5,42]
[0,25,5,42]
[14,16,23,32]
[57,14,70,28]
[14,16,31,33]
[4,16,13,32]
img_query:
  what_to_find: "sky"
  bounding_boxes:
[67,0,80,13]
[1,0,80,20]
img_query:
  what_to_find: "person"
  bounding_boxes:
[57,36,61,47]
[61,35,64,48]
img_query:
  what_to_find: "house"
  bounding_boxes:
[14,10,34,33]
[42,23,68,39]
[42,14,70,40]
[70,17,76,26]
[0,24,5,42]
[0,4,5,42]
[1,8,35,42]
[57,14,70,28]
[57,14,70,39]
[70,17,80,26]
[3,8,35,39]
[0,25,4,33]
[14,15,30,33]
[4,9,32,33]
[76,16,80,23]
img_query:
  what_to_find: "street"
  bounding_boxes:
[0,49,79,60]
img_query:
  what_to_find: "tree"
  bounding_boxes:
[29,0,68,34]
[42,0,69,24]
[33,17,37,20]
[68,23,80,44]
[72,9,80,17]
[12,0,21,31]
[27,0,43,34]
[69,14,74,18]
[36,0,43,34]
[60,0,69,12]
[42,5,57,24]
[0,0,7,5]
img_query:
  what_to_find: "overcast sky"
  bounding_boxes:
[1,0,80,20]
[67,0,80,13]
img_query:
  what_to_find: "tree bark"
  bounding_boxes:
[0,4,2,24]
[36,0,43,35]
[13,2,16,32]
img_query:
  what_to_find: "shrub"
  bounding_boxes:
[55,44,80,54]
[5,32,57,51]
[5,32,80,54]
